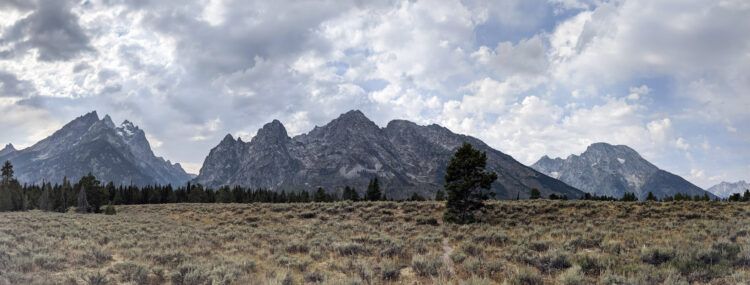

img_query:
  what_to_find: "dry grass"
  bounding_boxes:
[1,200,750,284]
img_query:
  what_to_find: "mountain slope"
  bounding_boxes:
[194,110,584,199]
[0,112,191,186]
[708,181,750,198]
[531,143,715,199]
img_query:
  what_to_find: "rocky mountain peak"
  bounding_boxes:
[102,115,116,129]
[195,110,584,199]
[385,119,417,130]
[252,120,289,144]
[82,111,99,120]
[708,180,750,198]
[220,134,236,144]
[0,144,16,157]
[327,110,379,130]
[63,111,100,130]
[585,142,638,156]
[532,142,713,199]
[118,120,140,136]
[4,112,191,186]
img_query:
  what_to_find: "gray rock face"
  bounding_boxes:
[708,181,750,198]
[532,142,715,199]
[0,111,192,186]
[0,144,16,157]
[194,110,584,199]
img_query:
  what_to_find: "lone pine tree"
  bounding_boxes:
[530,188,541,199]
[443,143,497,224]
[0,161,23,212]
[79,173,105,213]
[365,177,382,201]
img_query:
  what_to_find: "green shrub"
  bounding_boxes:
[104,204,116,215]
[640,247,675,265]
[411,254,443,277]
[558,266,585,285]
[171,264,210,285]
[304,271,325,283]
[380,260,400,281]
[535,250,572,273]
[83,272,109,285]
[299,212,316,219]
[415,217,439,226]
[575,254,604,276]
[472,232,509,246]
[112,262,148,284]
[335,242,369,256]
[509,267,542,285]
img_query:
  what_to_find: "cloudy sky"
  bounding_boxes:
[1,0,748,187]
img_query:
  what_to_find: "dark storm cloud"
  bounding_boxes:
[0,0,93,61]
[0,70,35,98]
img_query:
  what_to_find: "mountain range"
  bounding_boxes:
[0,112,192,186]
[194,110,584,199]
[532,143,716,199]
[707,181,750,198]
[3,110,730,201]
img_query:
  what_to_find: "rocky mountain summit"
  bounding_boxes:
[195,110,584,199]
[708,181,750,198]
[0,112,191,186]
[532,143,715,199]
[0,144,16,157]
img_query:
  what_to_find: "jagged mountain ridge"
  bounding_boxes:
[0,112,192,186]
[532,143,716,199]
[708,181,750,198]
[0,144,16,157]
[194,110,584,199]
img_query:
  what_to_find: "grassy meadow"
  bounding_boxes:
[1,201,750,284]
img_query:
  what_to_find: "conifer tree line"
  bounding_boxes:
[577,191,714,202]
[0,161,431,213]
[0,159,743,214]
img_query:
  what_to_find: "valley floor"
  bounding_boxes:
[1,201,749,284]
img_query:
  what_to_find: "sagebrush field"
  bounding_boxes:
[1,201,749,284]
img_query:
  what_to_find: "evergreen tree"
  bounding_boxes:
[743,190,750,202]
[342,186,360,201]
[59,177,73,212]
[621,192,638,202]
[0,161,21,211]
[435,189,446,201]
[217,187,233,203]
[409,192,425,201]
[646,192,657,201]
[729,193,742,202]
[529,188,541,200]
[2,161,13,183]
[365,178,382,201]
[443,143,497,224]
[104,203,116,215]
[79,173,105,213]
[187,183,206,203]
[38,184,52,211]
[76,187,89,213]
[314,187,327,202]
